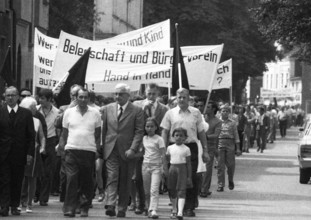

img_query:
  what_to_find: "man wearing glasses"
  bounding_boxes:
[0,86,35,216]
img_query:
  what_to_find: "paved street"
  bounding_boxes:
[9,127,311,219]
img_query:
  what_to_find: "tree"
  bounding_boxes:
[144,0,277,103]
[252,0,311,62]
[48,0,96,39]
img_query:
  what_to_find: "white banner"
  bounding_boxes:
[33,28,59,89]
[100,19,170,49]
[51,31,223,93]
[34,20,170,89]
[212,59,232,90]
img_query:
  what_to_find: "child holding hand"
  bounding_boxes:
[165,127,192,220]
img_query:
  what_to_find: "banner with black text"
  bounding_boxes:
[212,59,232,90]
[51,31,223,92]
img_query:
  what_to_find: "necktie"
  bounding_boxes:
[9,109,16,124]
[118,106,123,121]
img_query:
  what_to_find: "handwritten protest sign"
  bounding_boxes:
[212,59,232,90]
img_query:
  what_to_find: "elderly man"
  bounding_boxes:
[102,83,144,218]
[59,88,101,217]
[0,86,35,216]
[161,88,209,217]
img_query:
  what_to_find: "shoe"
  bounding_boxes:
[59,197,65,202]
[257,147,260,152]
[261,150,263,153]
[0,207,9,217]
[105,206,116,217]
[51,192,60,196]
[80,209,88,217]
[135,207,143,214]
[75,209,81,214]
[39,201,48,206]
[64,211,75,217]
[184,209,195,217]
[117,211,126,217]
[170,211,177,219]
[229,181,234,190]
[128,203,135,211]
[177,214,183,220]
[217,187,224,192]
[11,207,21,216]
[151,210,159,219]
[26,206,33,213]
[98,193,104,202]
[200,191,212,198]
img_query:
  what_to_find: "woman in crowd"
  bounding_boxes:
[20,97,46,213]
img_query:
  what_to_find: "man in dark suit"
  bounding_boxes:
[0,86,35,216]
[256,106,270,153]
[102,83,144,218]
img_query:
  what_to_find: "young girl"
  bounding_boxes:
[142,117,166,219]
[165,128,192,220]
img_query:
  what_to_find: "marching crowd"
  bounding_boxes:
[0,83,304,219]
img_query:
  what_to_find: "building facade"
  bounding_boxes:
[0,0,49,93]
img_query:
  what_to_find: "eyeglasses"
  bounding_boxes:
[20,94,31,98]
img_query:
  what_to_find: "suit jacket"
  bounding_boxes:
[133,99,168,125]
[0,104,35,165]
[101,102,144,160]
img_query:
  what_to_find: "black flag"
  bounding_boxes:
[55,48,91,107]
[171,23,189,95]
[0,46,15,87]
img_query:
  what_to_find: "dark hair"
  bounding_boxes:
[172,127,187,138]
[145,117,160,134]
[239,106,246,114]
[208,101,219,115]
[20,88,31,95]
[146,83,159,90]
[38,89,53,100]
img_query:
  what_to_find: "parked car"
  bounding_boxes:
[298,114,311,184]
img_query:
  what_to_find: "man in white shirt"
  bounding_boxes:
[59,88,101,217]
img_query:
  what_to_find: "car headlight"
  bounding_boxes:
[301,145,311,158]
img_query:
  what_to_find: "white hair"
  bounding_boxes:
[115,83,130,94]
[20,97,37,109]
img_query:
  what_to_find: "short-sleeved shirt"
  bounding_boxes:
[166,144,191,164]
[63,106,101,152]
[143,134,165,164]
[37,105,59,138]
[161,106,204,144]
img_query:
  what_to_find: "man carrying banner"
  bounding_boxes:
[161,88,209,217]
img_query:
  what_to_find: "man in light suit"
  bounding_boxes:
[0,86,35,216]
[102,83,144,218]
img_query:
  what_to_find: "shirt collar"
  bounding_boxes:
[176,105,191,113]
[7,104,18,113]
[118,101,129,111]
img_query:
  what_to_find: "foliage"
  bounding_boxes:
[48,0,96,39]
[144,0,277,103]
[252,0,311,61]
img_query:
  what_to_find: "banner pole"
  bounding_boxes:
[230,86,233,111]
[175,23,182,89]
[168,83,171,99]
[203,91,212,114]
[52,72,69,92]
[32,68,36,96]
